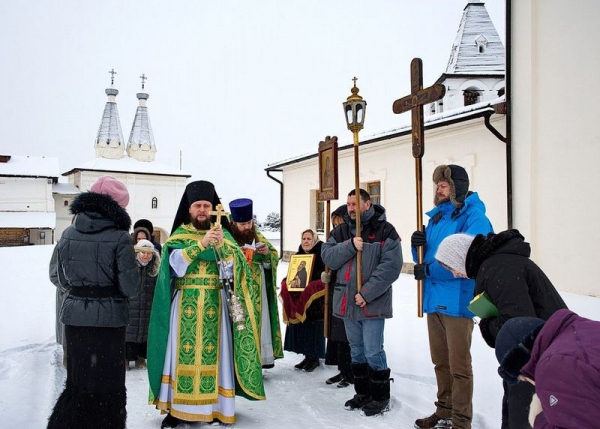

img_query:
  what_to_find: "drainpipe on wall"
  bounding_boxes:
[266,170,284,259]
[505,0,513,229]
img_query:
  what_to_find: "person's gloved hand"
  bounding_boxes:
[413,263,427,280]
[411,230,426,248]
[321,271,331,284]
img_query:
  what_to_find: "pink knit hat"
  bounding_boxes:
[90,176,130,208]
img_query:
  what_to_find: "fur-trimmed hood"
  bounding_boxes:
[465,229,527,279]
[132,226,151,241]
[70,191,132,232]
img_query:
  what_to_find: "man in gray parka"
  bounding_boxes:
[321,188,402,417]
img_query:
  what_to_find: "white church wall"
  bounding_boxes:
[54,196,74,241]
[281,163,320,255]
[512,0,600,296]
[280,115,507,264]
[124,174,188,242]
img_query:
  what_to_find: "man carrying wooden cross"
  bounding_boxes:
[147,180,265,428]
[411,166,493,429]
[393,58,493,429]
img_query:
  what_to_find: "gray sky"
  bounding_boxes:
[0,0,504,220]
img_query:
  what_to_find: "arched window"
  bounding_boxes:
[152,197,158,209]
[463,89,480,106]
[475,35,488,54]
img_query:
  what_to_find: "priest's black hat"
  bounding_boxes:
[170,180,230,234]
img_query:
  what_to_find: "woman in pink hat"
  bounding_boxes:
[48,176,140,429]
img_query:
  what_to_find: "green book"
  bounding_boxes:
[468,292,500,318]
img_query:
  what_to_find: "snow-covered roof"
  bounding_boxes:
[52,182,80,195]
[0,155,60,178]
[0,212,56,228]
[62,155,191,178]
[266,96,505,170]
[444,2,505,75]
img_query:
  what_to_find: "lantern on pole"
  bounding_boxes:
[342,77,367,291]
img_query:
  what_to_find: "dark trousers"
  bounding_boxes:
[325,340,352,376]
[48,325,127,429]
[501,380,535,429]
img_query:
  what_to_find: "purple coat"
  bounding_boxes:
[521,309,600,429]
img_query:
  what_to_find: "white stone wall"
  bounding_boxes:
[511,0,600,296]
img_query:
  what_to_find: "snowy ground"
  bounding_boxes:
[1,245,598,428]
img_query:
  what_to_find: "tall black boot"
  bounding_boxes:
[361,368,392,417]
[344,363,371,411]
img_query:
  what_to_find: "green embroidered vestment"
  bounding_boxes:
[147,224,265,405]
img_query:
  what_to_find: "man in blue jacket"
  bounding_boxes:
[411,165,493,429]
[322,189,402,417]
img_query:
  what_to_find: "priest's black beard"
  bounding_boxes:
[232,224,257,246]
[190,215,211,231]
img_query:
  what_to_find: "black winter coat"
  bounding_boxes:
[50,192,140,328]
[466,229,567,347]
[126,254,159,343]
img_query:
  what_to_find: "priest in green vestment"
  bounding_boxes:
[147,181,265,428]
[229,198,283,369]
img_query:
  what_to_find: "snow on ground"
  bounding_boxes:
[1,245,598,428]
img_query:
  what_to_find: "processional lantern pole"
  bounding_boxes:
[343,77,367,292]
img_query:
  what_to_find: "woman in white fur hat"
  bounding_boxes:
[126,239,161,370]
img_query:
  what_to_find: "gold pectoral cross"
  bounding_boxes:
[209,204,230,228]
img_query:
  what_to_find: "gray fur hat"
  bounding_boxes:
[433,164,470,208]
[435,233,476,275]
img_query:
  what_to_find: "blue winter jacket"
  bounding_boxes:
[412,192,493,317]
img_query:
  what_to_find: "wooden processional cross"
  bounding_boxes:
[392,58,445,318]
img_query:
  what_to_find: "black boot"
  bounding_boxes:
[303,357,320,372]
[344,363,371,410]
[361,368,392,417]
[161,413,183,428]
[294,356,309,370]
[326,372,343,385]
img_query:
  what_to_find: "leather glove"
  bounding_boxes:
[413,263,427,281]
[321,271,331,284]
[411,230,426,248]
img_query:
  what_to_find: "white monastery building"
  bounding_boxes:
[0,73,191,246]
[266,0,600,297]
